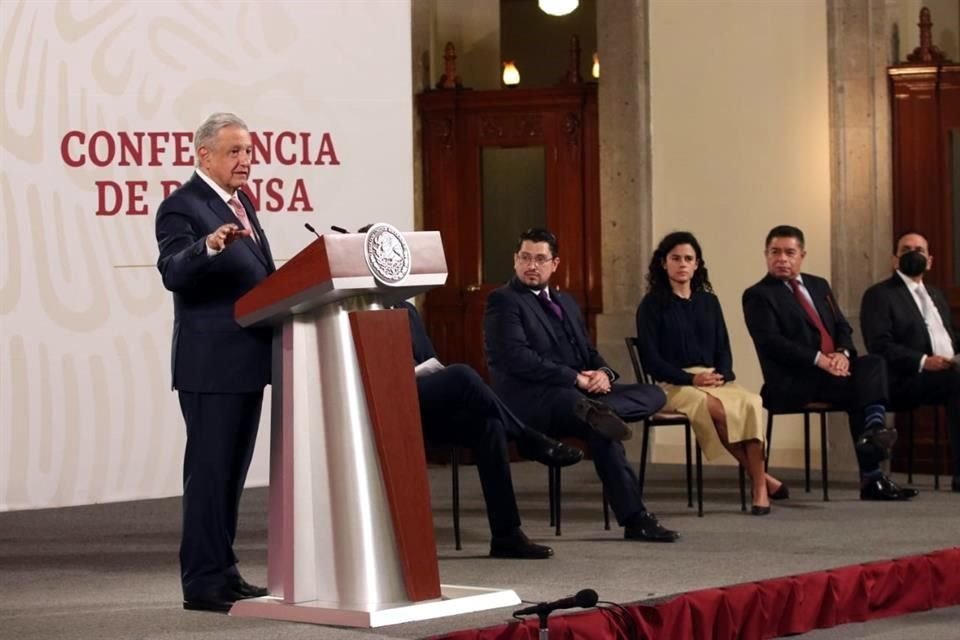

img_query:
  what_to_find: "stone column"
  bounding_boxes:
[595,0,652,375]
[826,0,896,469]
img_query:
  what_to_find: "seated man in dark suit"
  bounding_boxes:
[742,224,917,500]
[860,231,960,492]
[484,227,678,542]
[398,301,583,559]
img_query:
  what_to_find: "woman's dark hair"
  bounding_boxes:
[646,231,713,299]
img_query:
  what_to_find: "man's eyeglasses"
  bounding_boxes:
[516,253,555,266]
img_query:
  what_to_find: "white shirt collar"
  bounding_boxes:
[895,270,922,294]
[196,169,234,204]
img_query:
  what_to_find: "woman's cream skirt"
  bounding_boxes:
[659,366,764,461]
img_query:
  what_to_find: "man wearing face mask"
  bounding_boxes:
[860,231,960,492]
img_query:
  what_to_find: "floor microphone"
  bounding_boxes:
[513,588,598,617]
[304,223,322,240]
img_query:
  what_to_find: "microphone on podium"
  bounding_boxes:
[513,588,598,617]
[303,223,322,240]
[329,225,349,234]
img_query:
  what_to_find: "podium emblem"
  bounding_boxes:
[363,223,412,286]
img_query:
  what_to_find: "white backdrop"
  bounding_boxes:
[0,0,414,511]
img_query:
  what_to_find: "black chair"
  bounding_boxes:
[896,403,943,489]
[426,442,575,549]
[763,402,840,501]
[625,337,747,516]
[547,437,611,536]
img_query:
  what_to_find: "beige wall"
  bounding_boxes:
[647,0,831,465]
[431,0,500,89]
[895,0,960,62]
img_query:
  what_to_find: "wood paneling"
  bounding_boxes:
[888,63,960,475]
[417,85,602,374]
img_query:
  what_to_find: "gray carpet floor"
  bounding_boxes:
[1,462,958,639]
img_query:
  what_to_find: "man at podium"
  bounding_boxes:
[156,113,275,612]
[398,301,582,559]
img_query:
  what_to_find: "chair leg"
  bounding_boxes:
[907,410,915,484]
[685,424,693,508]
[738,464,747,512]
[555,466,563,536]
[548,465,556,527]
[764,412,773,471]
[803,412,811,493]
[638,422,651,499]
[934,409,941,491]
[820,412,829,502]
[451,449,461,551]
[602,490,611,530]
[695,443,704,517]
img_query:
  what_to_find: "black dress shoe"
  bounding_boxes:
[574,398,632,441]
[624,512,679,542]
[770,484,790,501]
[953,476,960,493]
[751,505,771,516]
[884,477,919,499]
[183,585,241,613]
[855,425,898,453]
[229,576,268,599]
[517,430,583,468]
[860,475,911,501]
[490,529,553,559]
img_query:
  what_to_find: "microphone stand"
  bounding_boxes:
[537,612,550,640]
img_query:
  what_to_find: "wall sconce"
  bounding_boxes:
[592,52,599,79]
[502,61,520,87]
[538,0,579,17]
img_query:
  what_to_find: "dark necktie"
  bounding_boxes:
[789,279,834,354]
[537,290,564,320]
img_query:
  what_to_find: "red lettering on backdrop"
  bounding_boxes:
[62,129,341,215]
[171,132,193,166]
[61,130,85,167]
[316,132,340,165]
[276,132,297,165]
[147,132,169,166]
[88,131,115,167]
[96,181,123,215]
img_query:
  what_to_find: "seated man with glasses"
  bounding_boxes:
[484,227,678,542]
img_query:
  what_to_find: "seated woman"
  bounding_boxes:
[636,231,787,514]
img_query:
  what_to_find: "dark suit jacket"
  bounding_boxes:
[484,277,617,414]
[397,301,436,365]
[742,272,856,402]
[156,174,275,393]
[860,274,958,380]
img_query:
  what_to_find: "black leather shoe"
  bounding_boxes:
[490,529,553,559]
[855,425,898,453]
[574,398,632,441]
[770,483,790,500]
[517,430,583,468]
[624,512,679,542]
[953,476,960,493]
[229,576,268,599]
[751,505,771,516]
[860,475,911,501]
[884,477,919,499]
[183,585,241,613]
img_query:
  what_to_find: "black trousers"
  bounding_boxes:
[416,364,523,538]
[536,383,667,527]
[764,354,888,474]
[890,367,960,475]
[178,391,262,598]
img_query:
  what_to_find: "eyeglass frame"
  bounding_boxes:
[515,252,557,267]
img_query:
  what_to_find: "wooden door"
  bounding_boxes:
[418,86,601,378]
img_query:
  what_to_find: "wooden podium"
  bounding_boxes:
[228,230,519,627]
